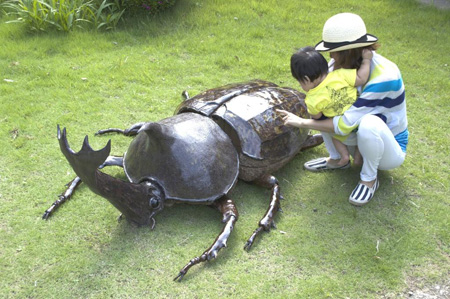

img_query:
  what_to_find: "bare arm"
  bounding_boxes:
[276,110,335,133]
[355,49,373,86]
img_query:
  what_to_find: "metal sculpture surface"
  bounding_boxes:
[44,80,323,281]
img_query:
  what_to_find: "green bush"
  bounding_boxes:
[89,0,125,30]
[1,0,125,31]
[120,0,176,14]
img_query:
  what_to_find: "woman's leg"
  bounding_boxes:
[353,147,363,166]
[349,115,406,206]
[357,115,406,182]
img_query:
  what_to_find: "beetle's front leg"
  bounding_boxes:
[244,175,281,251]
[42,177,82,220]
[95,122,146,136]
[174,197,238,282]
[43,155,124,220]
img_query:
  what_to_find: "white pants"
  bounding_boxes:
[322,115,406,182]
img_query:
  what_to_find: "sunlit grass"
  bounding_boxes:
[0,0,449,297]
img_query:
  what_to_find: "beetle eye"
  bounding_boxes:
[149,197,160,209]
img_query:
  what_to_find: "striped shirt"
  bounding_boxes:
[332,52,409,152]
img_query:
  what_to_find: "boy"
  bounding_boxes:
[289,46,373,167]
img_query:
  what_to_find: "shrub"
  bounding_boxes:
[89,0,125,30]
[1,0,125,31]
[120,0,176,14]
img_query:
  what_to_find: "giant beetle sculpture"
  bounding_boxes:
[44,80,323,281]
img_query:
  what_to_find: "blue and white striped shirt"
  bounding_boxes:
[332,52,409,152]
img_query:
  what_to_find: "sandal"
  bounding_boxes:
[349,179,379,206]
[304,157,350,172]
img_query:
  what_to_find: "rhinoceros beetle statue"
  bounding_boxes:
[44,80,322,281]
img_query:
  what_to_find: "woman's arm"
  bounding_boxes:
[276,110,335,133]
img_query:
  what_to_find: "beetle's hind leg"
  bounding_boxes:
[95,122,145,136]
[244,175,282,251]
[43,156,124,220]
[174,197,238,282]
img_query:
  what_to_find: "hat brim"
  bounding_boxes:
[315,34,378,52]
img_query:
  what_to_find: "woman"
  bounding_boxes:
[278,13,408,206]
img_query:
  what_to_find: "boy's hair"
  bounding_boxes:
[290,46,328,83]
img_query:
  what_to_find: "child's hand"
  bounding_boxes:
[362,49,373,60]
[276,109,302,127]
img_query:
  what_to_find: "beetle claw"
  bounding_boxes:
[42,211,51,220]
[173,271,185,282]
[150,217,156,230]
[243,241,252,251]
[244,226,262,251]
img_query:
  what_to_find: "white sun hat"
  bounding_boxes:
[315,13,378,52]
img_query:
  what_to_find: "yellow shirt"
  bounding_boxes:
[305,68,357,118]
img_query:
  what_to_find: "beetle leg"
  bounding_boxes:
[299,133,324,151]
[244,175,281,251]
[42,177,82,220]
[95,122,146,136]
[174,197,238,282]
[43,155,124,220]
[181,90,190,100]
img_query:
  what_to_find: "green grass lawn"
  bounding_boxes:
[0,0,449,297]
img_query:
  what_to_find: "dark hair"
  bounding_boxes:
[333,43,380,69]
[290,46,328,83]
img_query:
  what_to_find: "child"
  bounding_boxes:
[289,46,373,167]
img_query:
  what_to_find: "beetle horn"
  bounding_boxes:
[57,125,157,226]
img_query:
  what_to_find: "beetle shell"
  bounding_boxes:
[123,112,239,203]
[176,80,310,181]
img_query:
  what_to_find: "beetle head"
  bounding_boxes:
[139,177,165,229]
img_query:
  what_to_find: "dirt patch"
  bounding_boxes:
[406,281,449,298]
[418,0,450,9]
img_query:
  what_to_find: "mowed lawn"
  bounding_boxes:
[0,0,448,297]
